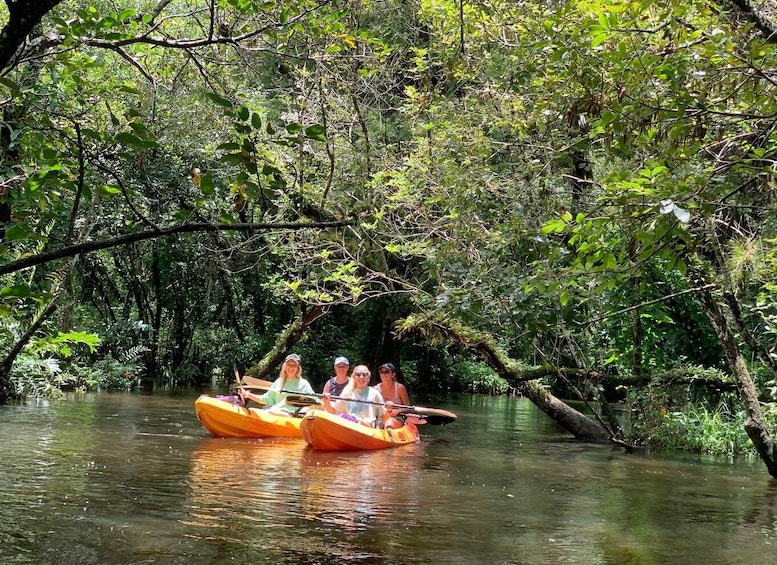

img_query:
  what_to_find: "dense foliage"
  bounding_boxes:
[3,0,777,462]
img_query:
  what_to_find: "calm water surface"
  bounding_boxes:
[1,390,776,564]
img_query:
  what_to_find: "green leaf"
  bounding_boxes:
[0,284,32,298]
[591,32,608,48]
[3,225,32,241]
[200,171,215,195]
[541,218,567,234]
[96,184,121,196]
[205,92,234,108]
[305,124,327,141]
[105,101,120,126]
[129,121,155,138]
[0,76,20,96]
[53,331,100,353]
[117,132,160,149]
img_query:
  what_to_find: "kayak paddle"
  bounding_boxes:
[242,376,456,425]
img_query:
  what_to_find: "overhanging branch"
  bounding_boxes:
[0,220,351,275]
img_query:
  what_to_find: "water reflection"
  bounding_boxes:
[184,435,425,562]
[3,392,777,564]
[298,444,423,531]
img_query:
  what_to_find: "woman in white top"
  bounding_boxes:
[321,364,393,427]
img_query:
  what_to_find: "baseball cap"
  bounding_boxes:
[378,363,396,372]
[284,353,301,363]
[334,356,350,366]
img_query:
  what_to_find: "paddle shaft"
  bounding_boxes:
[240,375,456,424]
[272,387,455,424]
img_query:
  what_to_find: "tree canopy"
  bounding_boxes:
[4,0,777,472]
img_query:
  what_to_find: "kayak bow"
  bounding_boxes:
[300,409,420,451]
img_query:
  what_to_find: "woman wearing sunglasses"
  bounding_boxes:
[373,362,409,418]
[321,364,394,427]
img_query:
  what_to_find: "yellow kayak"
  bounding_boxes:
[195,395,304,438]
[300,409,420,451]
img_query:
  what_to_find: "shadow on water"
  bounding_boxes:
[1,391,777,564]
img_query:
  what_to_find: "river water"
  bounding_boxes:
[1,389,775,564]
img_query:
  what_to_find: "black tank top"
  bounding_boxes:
[328,377,348,396]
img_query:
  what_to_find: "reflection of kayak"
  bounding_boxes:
[195,395,304,438]
[300,409,420,451]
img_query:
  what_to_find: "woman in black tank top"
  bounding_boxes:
[324,356,350,396]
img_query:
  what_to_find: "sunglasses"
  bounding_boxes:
[353,372,370,377]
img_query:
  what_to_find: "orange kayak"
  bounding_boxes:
[195,395,304,438]
[300,409,420,451]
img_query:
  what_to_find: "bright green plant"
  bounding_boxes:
[628,387,753,456]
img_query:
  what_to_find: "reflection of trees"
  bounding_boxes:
[0,397,99,562]
[741,479,777,535]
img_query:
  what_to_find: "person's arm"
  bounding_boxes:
[323,379,331,394]
[379,402,395,425]
[262,388,280,406]
[370,389,394,425]
[321,393,337,414]
[239,389,267,406]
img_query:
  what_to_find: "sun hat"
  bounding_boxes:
[334,356,350,366]
[284,353,301,363]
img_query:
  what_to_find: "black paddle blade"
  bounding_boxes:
[285,395,320,407]
[400,408,456,426]
[422,414,456,426]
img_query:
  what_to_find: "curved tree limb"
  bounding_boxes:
[397,315,617,446]
[0,0,63,70]
[0,220,351,275]
[244,304,328,380]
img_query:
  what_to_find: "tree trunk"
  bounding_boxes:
[691,267,777,477]
[246,305,327,379]
[400,318,616,445]
[149,242,162,379]
[0,301,58,404]
[629,237,643,376]
[722,289,777,381]
[519,379,612,443]
[0,0,62,70]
